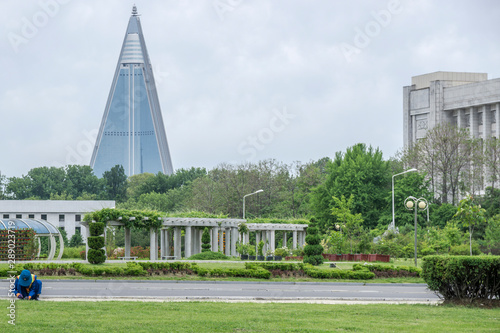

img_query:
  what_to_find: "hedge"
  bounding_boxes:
[303,264,375,280]
[422,255,500,300]
[353,264,421,277]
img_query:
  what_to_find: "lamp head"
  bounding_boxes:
[418,201,426,209]
[406,201,414,209]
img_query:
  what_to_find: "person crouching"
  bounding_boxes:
[15,269,42,300]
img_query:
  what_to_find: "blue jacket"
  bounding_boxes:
[14,274,42,298]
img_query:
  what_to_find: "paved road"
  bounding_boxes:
[1,280,439,303]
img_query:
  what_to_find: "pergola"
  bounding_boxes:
[82,217,308,261]
[0,219,64,260]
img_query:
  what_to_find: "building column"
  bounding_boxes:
[225,228,231,256]
[212,227,219,252]
[197,228,203,254]
[174,226,181,259]
[262,230,268,254]
[125,227,131,258]
[283,232,287,249]
[456,109,464,129]
[471,107,479,138]
[219,228,224,253]
[496,103,500,137]
[185,226,192,258]
[231,227,238,256]
[244,231,250,245]
[150,228,158,260]
[484,105,492,139]
[160,229,166,258]
[292,230,297,249]
[255,231,260,255]
[270,230,276,253]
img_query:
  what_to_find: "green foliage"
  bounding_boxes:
[68,232,84,247]
[102,165,128,202]
[87,236,105,249]
[87,249,106,264]
[58,227,69,247]
[311,143,391,231]
[422,255,500,300]
[431,203,457,228]
[201,227,211,252]
[273,247,289,257]
[303,227,324,265]
[236,242,252,255]
[449,243,482,255]
[330,195,363,253]
[188,251,229,260]
[485,215,500,252]
[61,246,86,259]
[354,263,421,277]
[257,241,264,256]
[85,208,164,230]
[89,222,105,236]
[454,194,486,255]
[302,264,375,279]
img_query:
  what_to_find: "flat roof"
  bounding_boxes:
[0,200,115,213]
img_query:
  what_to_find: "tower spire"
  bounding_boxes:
[132,4,138,16]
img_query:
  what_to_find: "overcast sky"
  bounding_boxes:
[2,0,500,178]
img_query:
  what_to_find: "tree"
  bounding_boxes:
[69,232,84,248]
[330,195,363,253]
[201,227,211,252]
[102,165,128,202]
[303,227,324,265]
[311,143,390,231]
[485,215,500,253]
[454,194,486,255]
[484,137,500,190]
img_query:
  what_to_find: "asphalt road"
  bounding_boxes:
[1,280,440,303]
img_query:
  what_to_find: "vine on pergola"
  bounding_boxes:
[84,208,164,230]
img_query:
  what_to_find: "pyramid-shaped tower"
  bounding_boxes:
[90,6,174,177]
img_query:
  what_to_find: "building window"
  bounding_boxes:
[16,214,22,219]
[493,110,497,123]
[3,214,9,219]
[465,115,471,127]
[75,214,81,222]
[41,214,47,220]
[479,113,483,126]
[29,214,35,219]
[59,214,65,222]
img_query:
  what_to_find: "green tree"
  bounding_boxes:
[58,227,69,247]
[69,232,84,248]
[201,227,211,252]
[330,195,363,253]
[303,227,324,265]
[103,165,128,202]
[484,137,500,190]
[311,143,390,231]
[64,165,104,199]
[485,215,500,253]
[126,173,155,199]
[454,194,486,255]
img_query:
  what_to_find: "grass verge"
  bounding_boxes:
[1,301,499,332]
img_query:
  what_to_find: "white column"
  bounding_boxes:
[174,227,181,259]
[262,230,268,254]
[244,231,249,244]
[212,227,219,252]
[231,227,238,256]
[149,228,158,260]
[185,226,192,258]
[255,232,260,255]
[457,109,464,129]
[219,228,224,253]
[471,107,479,138]
[496,103,500,137]
[484,105,492,139]
[125,227,131,258]
[292,230,297,249]
[160,229,166,257]
[270,230,276,253]
[283,232,287,249]
[225,228,231,256]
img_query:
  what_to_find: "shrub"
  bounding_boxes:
[80,250,86,260]
[87,236,105,250]
[61,246,86,259]
[422,255,500,300]
[449,243,482,255]
[188,251,229,260]
[355,263,422,277]
[274,247,289,257]
[89,222,105,236]
[257,241,264,256]
[201,227,211,252]
[87,249,106,265]
[303,227,324,266]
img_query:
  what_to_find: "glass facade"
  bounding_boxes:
[91,7,173,177]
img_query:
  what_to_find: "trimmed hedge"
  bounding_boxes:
[89,222,105,236]
[87,236,105,250]
[188,251,229,260]
[353,264,421,277]
[422,255,500,300]
[303,264,375,280]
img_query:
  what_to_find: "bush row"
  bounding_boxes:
[422,255,500,300]
[353,264,422,277]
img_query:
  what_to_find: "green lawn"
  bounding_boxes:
[1,301,498,332]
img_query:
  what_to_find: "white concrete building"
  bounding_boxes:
[0,200,115,240]
[403,71,499,148]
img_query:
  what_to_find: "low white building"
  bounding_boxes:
[0,200,115,240]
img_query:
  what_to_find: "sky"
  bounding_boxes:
[2,0,500,178]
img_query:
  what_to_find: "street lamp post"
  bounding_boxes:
[391,168,418,231]
[404,196,428,267]
[243,190,263,219]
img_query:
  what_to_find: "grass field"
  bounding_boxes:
[1,300,499,332]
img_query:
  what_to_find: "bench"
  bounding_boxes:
[118,256,138,260]
[161,256,177,260]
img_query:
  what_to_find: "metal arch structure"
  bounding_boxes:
[0,219,64,260]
